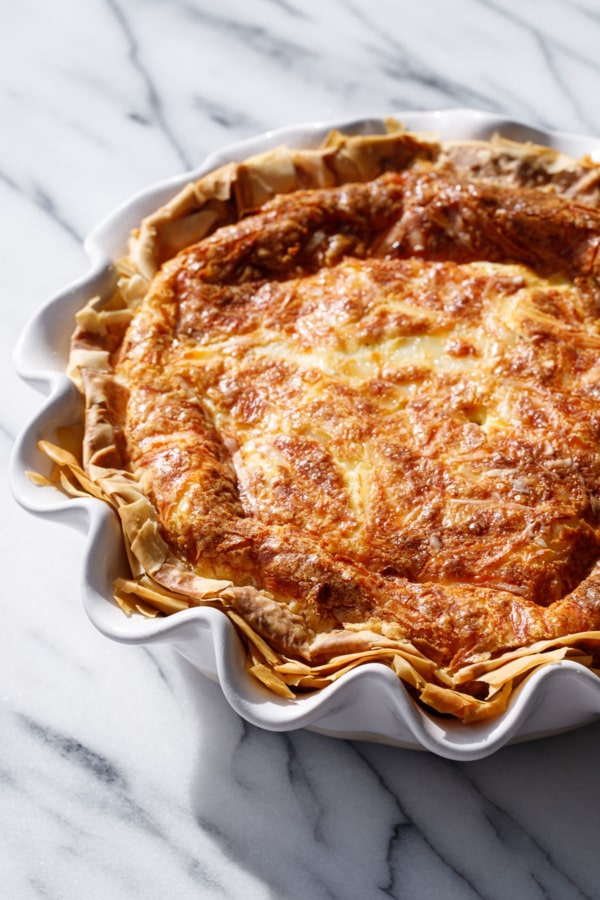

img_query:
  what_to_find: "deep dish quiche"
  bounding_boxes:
[40,122,600,721]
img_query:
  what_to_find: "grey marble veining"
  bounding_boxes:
[4,1,600,897]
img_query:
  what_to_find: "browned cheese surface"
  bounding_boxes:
[115,169,600,667]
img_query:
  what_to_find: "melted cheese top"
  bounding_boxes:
[114,169,600,666]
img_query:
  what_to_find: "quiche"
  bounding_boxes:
[41,122,600,721]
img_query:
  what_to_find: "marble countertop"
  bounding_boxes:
[4,1,600,897]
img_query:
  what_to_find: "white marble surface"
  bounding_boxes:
[5,1,600,897]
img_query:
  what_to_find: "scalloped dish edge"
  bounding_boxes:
[11,109,600,759]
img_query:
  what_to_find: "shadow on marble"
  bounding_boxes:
[179,657,600,900]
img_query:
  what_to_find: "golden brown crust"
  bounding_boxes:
[57,124,600,720]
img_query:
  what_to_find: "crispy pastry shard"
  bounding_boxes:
[41,123,600,721]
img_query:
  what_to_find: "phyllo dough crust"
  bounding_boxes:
[47,124,600,720]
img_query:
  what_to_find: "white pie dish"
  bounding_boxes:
[11,107,600,760]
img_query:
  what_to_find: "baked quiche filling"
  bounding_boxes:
[44,125,600,720]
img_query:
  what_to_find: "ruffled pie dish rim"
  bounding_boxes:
[11,107,600,760]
